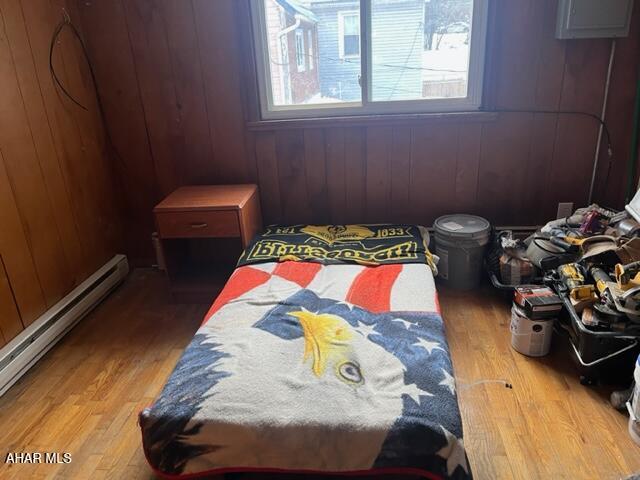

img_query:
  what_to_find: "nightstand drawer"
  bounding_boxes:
[155,210,240,238]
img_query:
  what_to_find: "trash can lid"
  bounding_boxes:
[434,214,491,239]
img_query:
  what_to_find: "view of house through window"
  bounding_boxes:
[254,0,483,117]
[295,29,306,71]
[307,29,315,69]
[340,11,361,58]
[372,0,472,101]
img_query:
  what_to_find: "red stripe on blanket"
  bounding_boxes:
[203,267,271,323]
[273,261,322,287]
[346,264,403,313]
[144,453,444,480]
[150,465,444,480]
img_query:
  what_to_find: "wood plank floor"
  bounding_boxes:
[440,287,640,480]
[0,269,638,479]
[0,269,206,479]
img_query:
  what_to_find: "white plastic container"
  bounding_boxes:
[628,355,640,446]
[510,303,554,357]
[433,214,491,290]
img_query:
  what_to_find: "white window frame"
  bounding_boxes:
[251,0,489,120]
[338,11,361,59]
[308,29,314,70]
[295,29,306,72]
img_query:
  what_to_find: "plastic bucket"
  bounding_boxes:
[510,303,554,357]
[433,214,491,290]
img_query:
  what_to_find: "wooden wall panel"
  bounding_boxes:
[77,0,156,265]
[0,0,122,332]
[390,127,412,223]
[158,0,217,185]
[453,123,482,214]
[302,129,330,224]
[325,128,347,224]
[0,150,46,326]
[254,131,281,224]
[593,7,640,207]
[191,0,249,182]
[22,0,119,272]
[550,39,612,210]
[122,0,185,196]
[0,257,22,346]
[476,114,534,224]
[0,10,71,304]
[525,114,558,224]
[533,1,566,109]
[343,128,366,224]
[275,130,311,223]
[2,0,86,282]
[365,126,392,222]
[493,0,540,109]
[76,0,640,263]
[411,124,460,221]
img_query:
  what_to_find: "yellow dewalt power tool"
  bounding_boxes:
[615,261,640,290]
[557,263,595,301]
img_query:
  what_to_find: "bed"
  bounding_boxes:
[140,225,471,480]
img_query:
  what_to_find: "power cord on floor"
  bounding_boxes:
[457,378,514,391]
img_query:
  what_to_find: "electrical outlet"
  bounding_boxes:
[557,202,574,219]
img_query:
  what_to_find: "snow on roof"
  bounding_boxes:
[275,0,318,22]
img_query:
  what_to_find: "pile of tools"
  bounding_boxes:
[487,204,640,384]
[555,261,640,333]
[533,205,640,333]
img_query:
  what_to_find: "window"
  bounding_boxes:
[295,29,305,72]
[251,0,487,119]
[308,29,314,70]
[339,12,360,58]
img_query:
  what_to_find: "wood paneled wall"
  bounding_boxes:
[0,0,122,344]
[77,0,640,265]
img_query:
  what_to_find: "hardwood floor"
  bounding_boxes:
[0,269,638,479]
[0,269,206,480]
[440,286,640,480]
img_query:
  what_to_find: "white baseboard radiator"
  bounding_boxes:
[0,254,129,397]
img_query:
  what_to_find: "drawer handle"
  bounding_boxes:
[190,222,208,229]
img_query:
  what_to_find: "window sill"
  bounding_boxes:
[247,111,498,131]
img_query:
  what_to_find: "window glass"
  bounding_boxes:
[308,29,314,70]
[371,0,473,102]
[295,29,305,71]
[254,0,484,118]
[341,13,360,57]
[261,0,361,106]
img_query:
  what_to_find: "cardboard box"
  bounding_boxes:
[514,285,563,319]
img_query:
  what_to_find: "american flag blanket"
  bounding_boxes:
[140,261,470,479]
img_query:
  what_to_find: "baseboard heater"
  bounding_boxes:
[0,254,129,397]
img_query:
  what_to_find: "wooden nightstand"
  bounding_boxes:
[153,185,262,303]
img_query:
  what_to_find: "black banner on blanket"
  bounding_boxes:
[238,224,434,267]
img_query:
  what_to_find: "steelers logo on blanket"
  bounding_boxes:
[238,224,435,269]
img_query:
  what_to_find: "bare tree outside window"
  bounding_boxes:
[424,0,472,51]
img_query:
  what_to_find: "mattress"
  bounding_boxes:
[140,226,470,480]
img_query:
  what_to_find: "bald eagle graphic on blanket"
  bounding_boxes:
[140,285,470,479]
